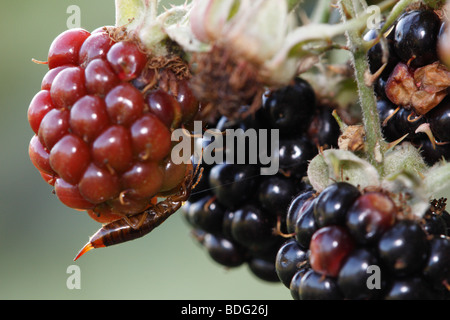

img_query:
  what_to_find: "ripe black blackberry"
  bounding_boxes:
[368,9,450,165]
[182,78,340,282]
[276,182,450,300]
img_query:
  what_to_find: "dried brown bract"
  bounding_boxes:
[338,125,366,152]
[385,63,416,107]
[385,61,450,115]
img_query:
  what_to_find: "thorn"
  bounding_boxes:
[386,133,409,151]
[365,63,387,87]
[415,123,436,150]
[73,242,94,261]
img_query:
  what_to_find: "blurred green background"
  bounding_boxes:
[0,0,291,299]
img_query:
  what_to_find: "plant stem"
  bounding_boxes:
[339,0,386,172]
[338,0,418,173]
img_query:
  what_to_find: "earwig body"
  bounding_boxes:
[74,164,198,261]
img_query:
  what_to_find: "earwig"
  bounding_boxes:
[74,163,200,261]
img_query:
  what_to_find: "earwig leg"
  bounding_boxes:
[170,185,189,202]
[123,212,149,230]
[192,167,204,190]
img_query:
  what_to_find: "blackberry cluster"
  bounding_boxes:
[182,78,340,282]
[367,9,450,165]
[276,182,450,300]
[27,27,199,223]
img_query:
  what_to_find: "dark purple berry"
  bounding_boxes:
[294,197,319,250]
[394,10,441,68]
[384,277,435,300]
[337,249,383,300]
[422,211,448,236]
[185,196,226,235]
[289,268,310,300]
[307,105,340,149]
[426,96,450,143]
[376,99,402,141]
[346,192,396,245]
[261,78,316,135]
[230,204,278,252]
[248,257,279,282]
[377,220,429,276]
[422,236,450,290]
[313,182,360,227]
[299,269,343,300]
[364,22,398,76]
[199,232,247,268]
[309,225,355,277]
[286,190,315,234]
[278,137,317,178]
[275,239,309,288]
[208,164,260,209]
[258,175,296,216]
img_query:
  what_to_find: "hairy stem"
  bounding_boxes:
[338,0,417,173]
[339,0,386,172]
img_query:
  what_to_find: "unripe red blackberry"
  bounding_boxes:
[28,27,200,221]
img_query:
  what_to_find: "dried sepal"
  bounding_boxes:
[385,61,450,115]
[414,61,450,92]
[338,125,366,152]
[385,62,416,107]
